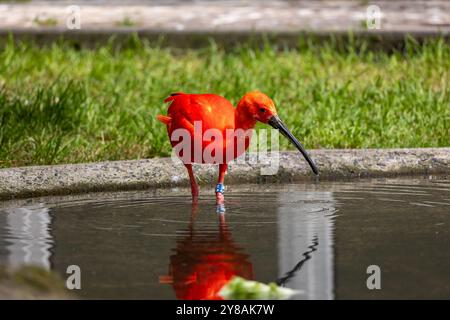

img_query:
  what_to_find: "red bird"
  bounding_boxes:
[157,91,318,203]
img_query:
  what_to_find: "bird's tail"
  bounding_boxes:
[159,92,185,125]
[163,92,186,103]
[157,115,171,125]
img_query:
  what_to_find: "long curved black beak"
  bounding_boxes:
[268,115,319,175]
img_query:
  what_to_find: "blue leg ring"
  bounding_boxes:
[215,183,225,194]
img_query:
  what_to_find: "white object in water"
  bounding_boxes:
[218,276,301,300]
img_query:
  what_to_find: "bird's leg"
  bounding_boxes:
[184,163,199,203]
[216,163,228,205]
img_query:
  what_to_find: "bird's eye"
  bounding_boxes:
[259,107,266,113]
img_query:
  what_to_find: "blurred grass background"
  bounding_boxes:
[0,37,448,168]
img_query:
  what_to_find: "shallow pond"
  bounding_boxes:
[0,176,449,299]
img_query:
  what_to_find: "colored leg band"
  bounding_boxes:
[215,183,225,194]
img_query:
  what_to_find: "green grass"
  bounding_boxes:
[0,37,448,168]
[115,17,137,28]
[33,17,58,27]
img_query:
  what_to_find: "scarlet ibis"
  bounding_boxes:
[157,91,318,203]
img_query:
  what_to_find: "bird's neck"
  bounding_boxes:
[235,102,257,131]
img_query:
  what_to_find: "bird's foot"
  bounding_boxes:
[215,183,225,205]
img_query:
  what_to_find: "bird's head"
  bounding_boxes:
[238,90,278,123]
[238,90,319,175]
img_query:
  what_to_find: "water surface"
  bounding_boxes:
[0,176,449,299]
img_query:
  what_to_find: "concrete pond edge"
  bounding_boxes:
[0,148,449,201]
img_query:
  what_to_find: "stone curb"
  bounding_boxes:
[0,148,449,200]
[2,2,449,34]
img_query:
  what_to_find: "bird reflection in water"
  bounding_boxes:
[159,204,253,300]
